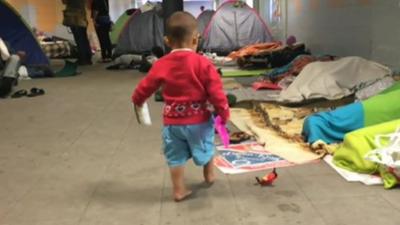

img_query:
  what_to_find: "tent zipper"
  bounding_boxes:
[234,11,239,49]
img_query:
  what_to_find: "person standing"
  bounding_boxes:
[0,38,24,97]
[62,0,93,65]
[131,12,229,201]
[91,0,113,62]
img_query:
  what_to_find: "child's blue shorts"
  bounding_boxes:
[162,119,215,167]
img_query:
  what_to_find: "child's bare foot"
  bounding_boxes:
[204,171,215,184]
[204,159,216,184]
[174,189,192,202]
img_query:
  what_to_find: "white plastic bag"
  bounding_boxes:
[133,102,152,126]
[364,127,400,179]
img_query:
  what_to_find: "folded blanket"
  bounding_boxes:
[303,81,400,144]
[333,119,400,188]
[278,56,392,103]
[303,102,364,144]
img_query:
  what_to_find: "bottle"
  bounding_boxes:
[134,102,152,126]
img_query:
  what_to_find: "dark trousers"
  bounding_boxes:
[95,25,113,59]
[70,26,92,64]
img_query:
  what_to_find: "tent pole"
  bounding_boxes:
[284,0,288,40]
[162,0,183,53]
[253,0,260,11]
[214,0,220,9]
[162,0,183,27]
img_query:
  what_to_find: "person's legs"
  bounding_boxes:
[103,25,112,59]
[3,55,20,79]
[95,25,113,60]
[95,26,107,60]
[0,77,14,97]
[187,118,216,183]
[169,166,192,201]
[0,54,20,97]
[203,157,215,184]
[79,26,92,64]
[70,26,92,64]
[163,126,192,201]
[70,26,84,63]
[103,25,113,59]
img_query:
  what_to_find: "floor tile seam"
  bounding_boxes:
[227,175,245,225]
[0,96,117,223]
[377,191,400,212]
[76,116,133,225]
[157,166,167,225]
[291,172,329,225]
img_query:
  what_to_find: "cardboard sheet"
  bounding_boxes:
[324,155,383,185]
[214,142,295,174]
[229,108,323,164]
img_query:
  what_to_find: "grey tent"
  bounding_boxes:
[114,8,164,56]
[202,0,273,55]
[197,10,215,36]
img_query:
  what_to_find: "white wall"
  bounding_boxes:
[184,1,213,17]
[109,0,135,21]
[257,0,286,41]
[287,0,400,69]
[134,0,213,17]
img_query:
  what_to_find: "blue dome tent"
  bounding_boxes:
[0,1,50,77]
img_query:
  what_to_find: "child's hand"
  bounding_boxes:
[215,115,230,147]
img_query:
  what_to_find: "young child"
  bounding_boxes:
[131,11,229,201]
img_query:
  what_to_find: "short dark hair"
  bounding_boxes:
[166,11,198,44]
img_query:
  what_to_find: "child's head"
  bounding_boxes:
[165,11,199,50]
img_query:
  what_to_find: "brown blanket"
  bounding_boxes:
[230,108,324,164]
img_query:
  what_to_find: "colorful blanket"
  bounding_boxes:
[303,81,400,144]
[333,119,400,188]
[264,55,336,82]
[230,108,323,164]
[40,41,75,59]
[255,103,314,143]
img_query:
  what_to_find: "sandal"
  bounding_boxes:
[27,87,45,97]
[11,89,28,98]
[230,132,251,144]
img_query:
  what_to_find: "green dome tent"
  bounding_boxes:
[110,8,138,45]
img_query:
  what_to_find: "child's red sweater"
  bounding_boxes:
[132,49,229,125]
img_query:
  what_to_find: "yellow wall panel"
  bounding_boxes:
[310,0,320,11]
[6,0,95,34]
[27,0,60,32]
[6,0,27,11]
[293,0,302,13]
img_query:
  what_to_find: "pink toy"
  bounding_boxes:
[215,115,230,148]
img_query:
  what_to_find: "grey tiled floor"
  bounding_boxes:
[0,64,399,225]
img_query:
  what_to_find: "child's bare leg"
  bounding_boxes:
[170,166,192,201]
[203,157,215,184]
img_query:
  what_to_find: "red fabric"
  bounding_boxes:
[227,42,283,60]
[132,50,230,125]
[252,81,282,90]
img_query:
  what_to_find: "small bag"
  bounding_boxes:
[365,127,400,188]
[62,9,87,27]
